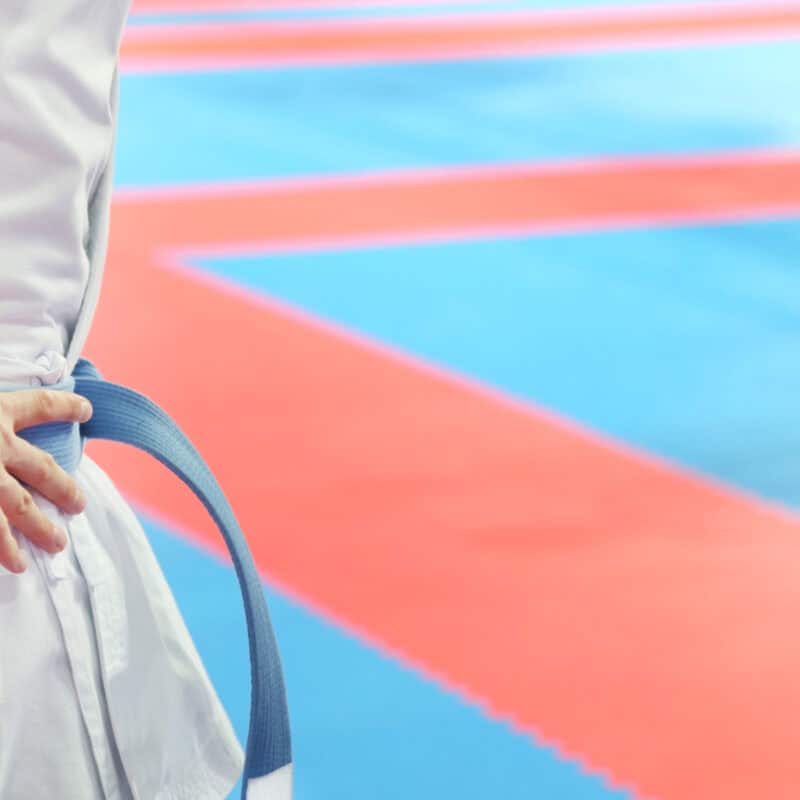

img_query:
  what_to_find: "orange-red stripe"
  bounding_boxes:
[121,4,800,69]
[113,153,800,250]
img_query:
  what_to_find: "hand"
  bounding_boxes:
[0,390,93,574]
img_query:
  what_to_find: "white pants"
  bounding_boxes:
[0,3,243,797]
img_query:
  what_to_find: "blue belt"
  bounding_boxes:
[16,359,292,799]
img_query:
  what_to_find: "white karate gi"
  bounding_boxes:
[0,3,244,798]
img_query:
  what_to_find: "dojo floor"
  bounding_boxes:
[86,2,800,798]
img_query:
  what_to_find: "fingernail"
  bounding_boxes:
[71,488,87,512]
[79,400,93,422]
[52,528,67,549]
[13,550,28,574]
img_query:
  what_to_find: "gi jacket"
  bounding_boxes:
[0,2,244,797]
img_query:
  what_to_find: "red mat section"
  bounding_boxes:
[86,158,800,799]
[122,3,800,71]
[112,151,800,250]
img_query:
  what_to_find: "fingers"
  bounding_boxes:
[0,510,27,574]
[0,388,87,575]
[0,470,66,557]
[3,390,92,432]
[5,437,86,516]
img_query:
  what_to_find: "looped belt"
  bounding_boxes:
[16,358,292,799]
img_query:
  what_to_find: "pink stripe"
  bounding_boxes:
[151,203,800,260]
[112,148,800,203]
[122,3,800,40]
[119,26,800,73]
[129,0,800,23]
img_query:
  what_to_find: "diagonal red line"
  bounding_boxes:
[112,151,800,251]
[121,2,800,71]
